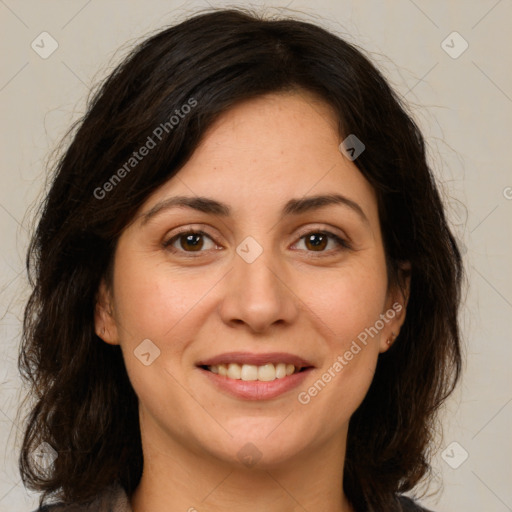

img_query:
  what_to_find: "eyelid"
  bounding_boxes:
[162,226,221,250]
[293,223,350,243]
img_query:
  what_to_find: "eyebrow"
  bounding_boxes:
[141,193,369,225]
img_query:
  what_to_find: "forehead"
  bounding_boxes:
[137,91,378,227]
[196,90,340,159]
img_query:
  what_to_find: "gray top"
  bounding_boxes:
[33,483,435,512]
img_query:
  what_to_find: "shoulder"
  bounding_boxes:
[30,483,132,512]
[397,494,436,512]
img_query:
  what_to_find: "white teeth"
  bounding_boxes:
[257,363,275,382]
[241,364,259,381]
[207,362,300,381]
[275,363,287,379]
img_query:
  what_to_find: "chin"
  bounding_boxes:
[203,429,308,469]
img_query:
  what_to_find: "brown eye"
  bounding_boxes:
[304,233,328,251]
[294,231,350,254]
[163,230,217,254]
[177,233,204,251]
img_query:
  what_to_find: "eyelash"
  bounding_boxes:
[162,228,351,257]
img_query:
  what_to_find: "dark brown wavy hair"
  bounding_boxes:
[18,7,463,511]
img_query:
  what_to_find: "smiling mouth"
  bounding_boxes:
[199,362,312,382]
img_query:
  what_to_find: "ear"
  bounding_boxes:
[379,261,411,353]
[94,279,119,345]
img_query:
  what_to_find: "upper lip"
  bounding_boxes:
[196,352,315,369]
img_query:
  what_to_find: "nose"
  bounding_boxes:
[217,243,300,334]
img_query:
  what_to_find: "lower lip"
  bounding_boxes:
[198,367,314,400]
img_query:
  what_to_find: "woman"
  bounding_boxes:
[19,8,463,512]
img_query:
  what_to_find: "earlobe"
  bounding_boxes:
[385,331,396,347]
[94,279,119,345]
[380,309,404,353]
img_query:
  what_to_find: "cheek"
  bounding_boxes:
[293,259,387,408]
[295,275,385,436]
[112,251,206,342]
[301,258,388,343]
[111,254,202,401]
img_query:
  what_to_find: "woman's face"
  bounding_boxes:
[96,91,408,469]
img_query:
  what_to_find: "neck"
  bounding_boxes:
[130,419,354,512]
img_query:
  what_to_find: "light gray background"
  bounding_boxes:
[1,1,511,511]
